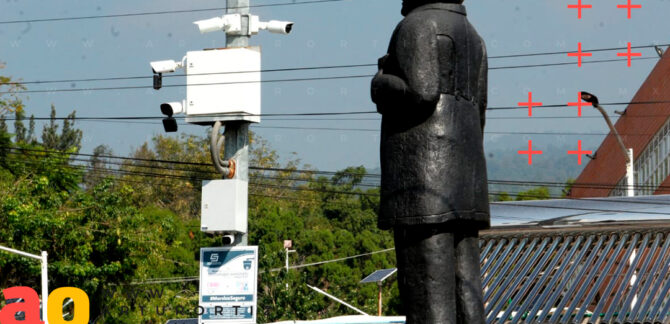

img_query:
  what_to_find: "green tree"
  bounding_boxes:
[562,179,576,198]
[85,144,114,190]
[515,187,551,201]
[42,105,82,152]
[0,62,25,116]
[13,108,25,143]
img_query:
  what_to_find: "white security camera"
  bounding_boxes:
[194,17,225,34]
[160,101,185,133]
[194,14,243,34]
[195,14,293,36]
[221,235,236,245]
[261,20,294,35]
[150,60,182,74]
[160,101,185,117]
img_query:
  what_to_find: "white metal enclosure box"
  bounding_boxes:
[201,179,248,233]
[185,47,261,124]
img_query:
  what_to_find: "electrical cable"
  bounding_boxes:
[489,57,658,70]
[249,125,669,137]
[128,247,397,284]
[7,145,670,192]
[1,100,669,123]
[209,121,232,177]
[2,74,374,95]
[5,53,661,87]
[488,44,670,59]
[6,151,670,211]
[0,0,353,25]
[3,57,659,95]
[6,63,378,86]
[4,116,668,136]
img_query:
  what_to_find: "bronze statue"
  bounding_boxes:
[371,0,489,323]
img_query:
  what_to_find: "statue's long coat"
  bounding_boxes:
[374,3,489,230]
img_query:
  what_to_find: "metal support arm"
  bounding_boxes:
[593,104,630,163]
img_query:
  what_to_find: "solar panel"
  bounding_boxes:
[360,268,397,284]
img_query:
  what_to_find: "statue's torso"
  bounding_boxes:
[378,3,490,229]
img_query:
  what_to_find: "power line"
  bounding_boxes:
[486,100,670,111]
[3,74,374,95]
[5,113,670,124]
[4,115,670,137]
[7,154,670,219]
[6,63,378,86]
[489,57,657,70]
[128,247,397,285]
[5,52,660,87]
[7,150,670,209]
[250,125,668,137]
[0,112,378,121]
[488,44,669,59]
[284,248,395,271]
[8,145,670,192]
[1,101,668,122]
[9,149,668,208]
[0,0,352,25]
[2,57,657,94]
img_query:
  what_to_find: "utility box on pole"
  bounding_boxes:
[201,179,248,234]
[186,47,261,125]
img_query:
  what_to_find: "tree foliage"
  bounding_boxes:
[0,119,399,323]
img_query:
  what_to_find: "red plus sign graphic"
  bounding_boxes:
[518,92,543,117]
[567,140,593,165]
[568,43,592,67]
[568,0,593,19]
[617,42,642,67]
[518,140,543,165]
[617,0,641,19]
[567,92,593,116]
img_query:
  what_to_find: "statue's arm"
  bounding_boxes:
[478,39,488,134]
[371,21,440,113]
[371,64,412,113]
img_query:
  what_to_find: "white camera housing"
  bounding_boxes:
[150,60,183,74]
[160,101,185,116]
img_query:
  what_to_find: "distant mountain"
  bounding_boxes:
[485,137,595,197]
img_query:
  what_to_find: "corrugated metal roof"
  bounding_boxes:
[480,230,670,323]
[484,195,670,323]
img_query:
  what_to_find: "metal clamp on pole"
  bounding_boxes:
[210,121,236,179]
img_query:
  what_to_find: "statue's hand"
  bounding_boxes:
[371,70,385,113]
[372,73,409,114]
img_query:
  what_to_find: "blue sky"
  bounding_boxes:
[0,0,668,171]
